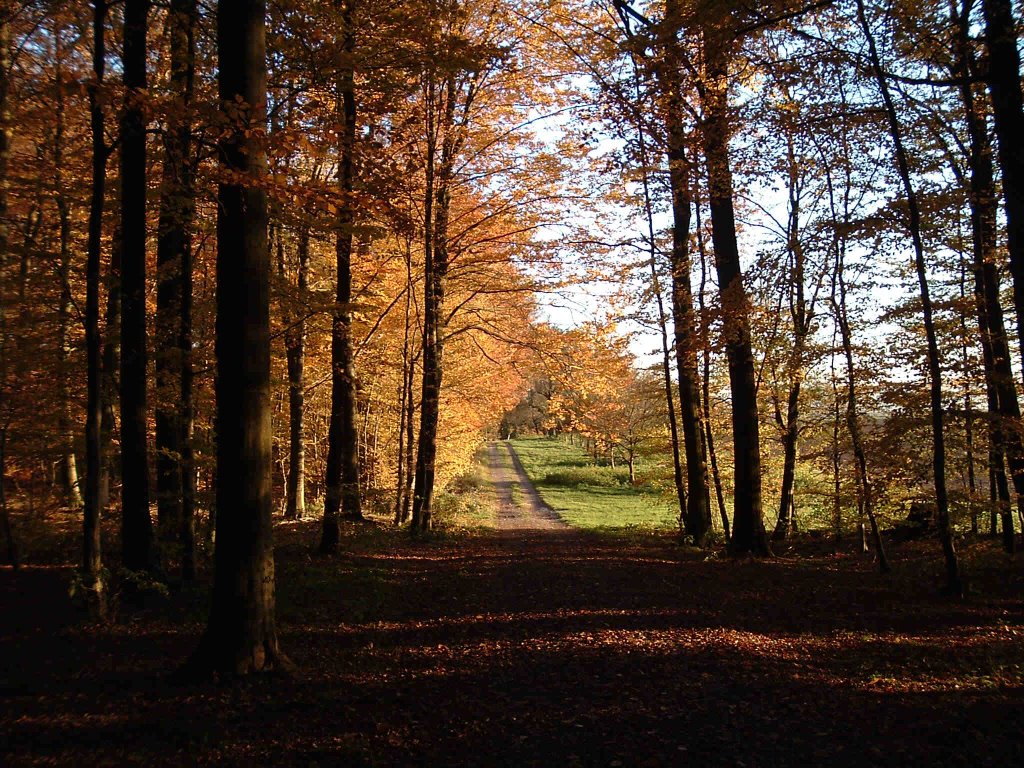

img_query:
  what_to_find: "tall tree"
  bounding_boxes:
[0,0,18,568]
[155,0,198,577]
[83,0,110,612]
[185,0,286,677]
[980,0,1024,376]
[120,0,156,573]
[699,15,770,556]
[321,0,363,554]
[856,0,960,592]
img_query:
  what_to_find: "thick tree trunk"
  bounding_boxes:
[857,0,958,591]
[957,18,1019,552]
[185,0,285,677]
[119,0,156,573]
[321,0,362,553]
[83,0,108,612]
[155,0,196,565]
[700,27,769,556]
[980,0,1024,377]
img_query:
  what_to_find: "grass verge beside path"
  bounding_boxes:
[508,436,677,531]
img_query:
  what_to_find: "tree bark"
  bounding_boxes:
[321,0,363,553]
[119,0,156,574]
[0,1,19,570]
[955,8,1019,552]
[52,26,83,510]
[700,25,769,556]
[155,0,197,581]
[980,0,1024,378]
[411,70,450,534]
[184,0,286,677]
[654,22,712,544]
[83,0,108,612]
[630,47,689,538]
[284,227,308,521]
[695,200,729,539]
[155,0,196,556]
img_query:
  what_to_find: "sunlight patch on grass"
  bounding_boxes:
[508,437,677,531]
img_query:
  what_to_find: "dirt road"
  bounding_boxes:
[486,440,567,531]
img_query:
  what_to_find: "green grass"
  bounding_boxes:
[508,436,677,531]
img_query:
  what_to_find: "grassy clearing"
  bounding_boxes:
[508,436,677,531]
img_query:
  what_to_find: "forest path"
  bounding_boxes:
[486,440,568,531]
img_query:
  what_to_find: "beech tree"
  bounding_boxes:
[185,0,285,677]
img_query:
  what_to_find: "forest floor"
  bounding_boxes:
[3,456,1024,765]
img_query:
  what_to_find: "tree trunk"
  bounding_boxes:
[394,240,413,524]
[321,0,362,553]
[120,0,156,574]
[857,0,958,591]
[100,226,121,511]
[630,49,688,538]
[82,0,108,612]
[52,28,83,510]
[285,227,308,521]
[694,202,729,540]
[184,0,285,677]
[980,0,1024,378]
[411,71,452,534]
[155,0,196,567]
[700,26,769,556]
[772,131,812,542]
[955,12,1019,553]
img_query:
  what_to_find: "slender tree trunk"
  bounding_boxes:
[818,84,889,571]
[700,26,769,556]
[694,200,729,540]
[285,227,308,521]
[829,344,843,546]
[52,30,83,510]
[980,0,1024,378]
[321,0,362,553]
[857,0,957,590]
[120,0,156,574]
[773,132,811,541]
[100,226,120,510]
[630,54,688,538]
[394,241,413,524]
[82,0,108,612]
[184,0,286,677]
[155,0,196,568]
[0,2,18,570]
[656,40,712,544]
[411,72,451,534]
